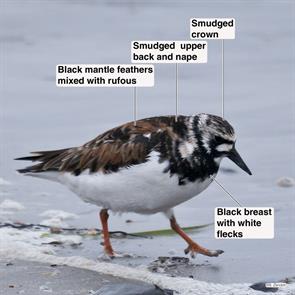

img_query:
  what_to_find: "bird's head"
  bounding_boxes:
[195,113,252,175]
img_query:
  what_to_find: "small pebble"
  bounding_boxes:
[50,227,62,234]
[87,229,99,236]
[276,177,295,188]
[39,285,53,293]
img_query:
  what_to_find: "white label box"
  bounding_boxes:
[215,207,274,239]
[56,64,154,87]
[190,18,235,39]
[131,41,207,64]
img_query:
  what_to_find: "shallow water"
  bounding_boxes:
[1,0,294,286]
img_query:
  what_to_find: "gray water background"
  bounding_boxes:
[0,0,294,284]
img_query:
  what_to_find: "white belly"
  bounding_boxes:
[38,153,214,214]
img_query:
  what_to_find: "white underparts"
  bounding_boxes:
[31,152,215,214]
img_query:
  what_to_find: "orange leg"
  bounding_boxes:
[99,209,114,257]
[170,215,224,258]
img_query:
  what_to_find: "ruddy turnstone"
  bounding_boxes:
[16,114,251,258]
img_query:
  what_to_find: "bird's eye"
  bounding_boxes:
[214,136,224,144]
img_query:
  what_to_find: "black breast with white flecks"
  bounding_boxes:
[154,116,219,185]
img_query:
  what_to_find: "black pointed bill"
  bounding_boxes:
[228,147,252,175]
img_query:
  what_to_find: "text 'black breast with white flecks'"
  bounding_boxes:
[16,114,236,186]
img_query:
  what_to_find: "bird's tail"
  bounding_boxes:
[15,148,69,174]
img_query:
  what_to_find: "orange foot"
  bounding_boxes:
[184,243,224,258]
[103,244,115,258]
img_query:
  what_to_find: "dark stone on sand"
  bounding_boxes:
[250,282,278,293]
[158,256,190,264]
[148,256,198,279]
[148,256,190,273]
[94,283,174,295]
